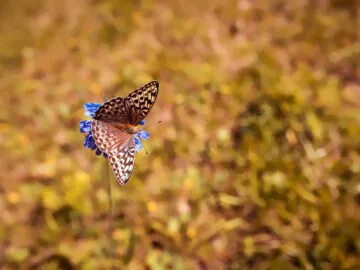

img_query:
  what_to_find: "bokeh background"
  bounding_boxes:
[1,0,360,269]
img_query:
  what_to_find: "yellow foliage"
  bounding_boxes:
[1,0,360,269]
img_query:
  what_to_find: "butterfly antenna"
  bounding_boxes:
[145,120,162,129]
[138,120,161,155]
[142,139,149,155]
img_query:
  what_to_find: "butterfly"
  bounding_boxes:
[91,81,159,185]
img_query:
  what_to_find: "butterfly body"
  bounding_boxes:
[91,81,159,185]
[112,123,138,134]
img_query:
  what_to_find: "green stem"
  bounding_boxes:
[106,162,115,269]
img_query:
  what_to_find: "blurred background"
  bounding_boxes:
[1,0,360,269]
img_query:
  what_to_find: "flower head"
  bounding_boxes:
[80,102,150,157]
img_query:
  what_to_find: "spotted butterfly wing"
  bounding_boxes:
[126,80,159,125]
[108,138,135,185]
[93,81,159,125]
[93,97,131,124]
[91,81,159,185]
[91,120,135,185]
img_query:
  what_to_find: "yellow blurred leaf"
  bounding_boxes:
[306,112,323,140]
[6,192,20,204]
[147,201,157,212]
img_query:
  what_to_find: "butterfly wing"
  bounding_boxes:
[91,120,135,185]
[93,97,132,124]
[108,137,135,185]
[91,120,130,152]
[93,81,159,125]
[126,80,159,125]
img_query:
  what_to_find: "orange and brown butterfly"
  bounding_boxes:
[80,81,159,185]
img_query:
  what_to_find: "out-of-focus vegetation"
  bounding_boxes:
[1,0,360,269]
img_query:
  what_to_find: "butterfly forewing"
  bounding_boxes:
[126,80,159,125]
[93,97,132,124]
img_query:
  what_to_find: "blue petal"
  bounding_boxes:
[80,120,92,133]
[91,142,97,150]
[139,120,145,126]
[84,102,102,117]
[138,130,150,140]
[103,153,108,158]
[84,133,95,148]
[95,148,102,156]
[134,135,143,152]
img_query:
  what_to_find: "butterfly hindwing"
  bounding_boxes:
[91,120,135,184]
[91,120,131,152]
[108,138,135,185]
[126,80,159,125]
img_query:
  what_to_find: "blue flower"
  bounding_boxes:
[134,129,150,152]
[80,102,150,157]
[80,120,92,133]
[84,102,102,117]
